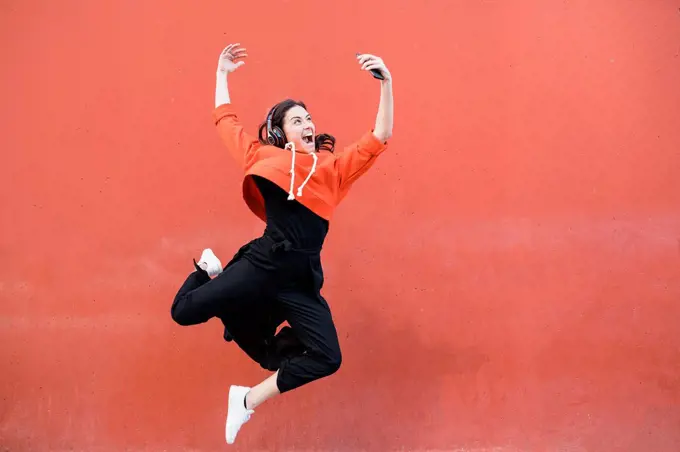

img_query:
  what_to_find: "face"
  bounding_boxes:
[282,105,316,152]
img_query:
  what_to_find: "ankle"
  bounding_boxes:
[244,391,253,410]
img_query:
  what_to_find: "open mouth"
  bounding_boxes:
[302,132,314,144]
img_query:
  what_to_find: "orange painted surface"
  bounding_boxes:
[2,1,680,450]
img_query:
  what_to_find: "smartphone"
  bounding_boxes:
[356,52,385,80]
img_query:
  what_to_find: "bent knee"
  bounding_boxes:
[171,310,188,326]
[170,303,194,326]
[324,348,342,375]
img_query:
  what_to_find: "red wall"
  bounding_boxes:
[2,1,679,450]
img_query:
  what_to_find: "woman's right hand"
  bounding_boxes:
[217,43,247,74]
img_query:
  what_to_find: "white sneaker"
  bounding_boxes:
[198,248,222,277]
[225,385,254,444]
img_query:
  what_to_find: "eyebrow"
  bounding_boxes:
[290,115,311,121]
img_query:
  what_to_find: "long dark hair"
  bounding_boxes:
[257,99,336,152]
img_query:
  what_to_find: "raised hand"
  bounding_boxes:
[356,53,392,82]
[218,43,248,74]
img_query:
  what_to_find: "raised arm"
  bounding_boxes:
[213,44,260,168]
[358,53,394,142]
[336,53,394,195]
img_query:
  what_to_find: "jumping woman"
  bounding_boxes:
[170,43,394,444]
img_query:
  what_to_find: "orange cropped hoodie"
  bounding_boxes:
[213,103,389,222]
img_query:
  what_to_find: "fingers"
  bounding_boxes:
[362,59,384,71]
[362,59,382,69]
[357,54,384,72]
[221,43,247,59]
[217,43,248,73]
[222,43,240,54]
[357,53,382,64]
[231,48,248,60]
[363,63,384,72]
[357,54,375,65]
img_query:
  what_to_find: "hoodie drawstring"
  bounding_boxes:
[285,142,317,200]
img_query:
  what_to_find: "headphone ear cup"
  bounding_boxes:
[271,126,286,147]
[265,106,286,147]
[267,128,281,146]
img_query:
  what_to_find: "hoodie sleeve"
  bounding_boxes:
[213,103,261,169]
[335,130,388,194]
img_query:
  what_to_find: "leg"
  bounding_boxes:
[170,254,274,326]
[225,364,283,444]
[173,250,295,370]
[273,290,342,393]
[236,327,306,408]
[236,291,340,410]
[222,308,282,371]
[224,292,337,445]
[245,370,281,409]
[170,263,211,325]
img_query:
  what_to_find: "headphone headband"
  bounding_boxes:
[266,108,274,135]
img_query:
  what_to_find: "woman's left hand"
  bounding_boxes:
[356,53,392,82]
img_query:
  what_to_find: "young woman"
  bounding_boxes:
[170,43,393,444]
